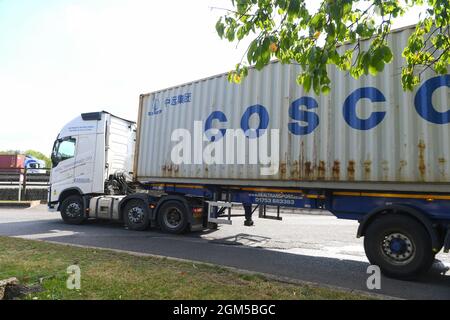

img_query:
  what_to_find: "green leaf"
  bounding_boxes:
[303,74,312,92]
[226,26,236,42]
[381,46,393,63]
[312,74,320,95]
[216,19,225,38]
[247,39,258,64]
[287,0,300,18]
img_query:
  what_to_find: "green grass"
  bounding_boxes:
[0,236,371,300]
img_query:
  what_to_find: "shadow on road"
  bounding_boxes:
[207,233,272,246]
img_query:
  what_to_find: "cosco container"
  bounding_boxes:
[136,26,450,192]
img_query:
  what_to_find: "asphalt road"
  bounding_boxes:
[0,205,449,300]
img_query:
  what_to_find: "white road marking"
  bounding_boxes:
[271,247,450,272]
[271,247,370,263]
[13,230,78,240]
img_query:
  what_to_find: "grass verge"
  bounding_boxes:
[0,236,372,300]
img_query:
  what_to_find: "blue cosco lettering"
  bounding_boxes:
[288,97,320,135]
[343,87,387,130]
[204,111,228,142]
[415,75,450,124]
[240,104,270,139]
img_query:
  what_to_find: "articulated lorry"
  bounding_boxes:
[48,26,450,279]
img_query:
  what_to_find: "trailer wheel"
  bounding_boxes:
[158,201,189,234]
[123,199,150,231]
[364,215,434,280]
[60,195,86,225]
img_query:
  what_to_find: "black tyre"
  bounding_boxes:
[364,215,434,280]
[60,195,86,225]
[123,199,150,231]
[157,201,189,234]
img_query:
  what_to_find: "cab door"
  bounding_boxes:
[73,134,96,195]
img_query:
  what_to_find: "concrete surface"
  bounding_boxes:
[0,201,41,208]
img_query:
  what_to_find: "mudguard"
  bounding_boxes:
[357,204,441,252]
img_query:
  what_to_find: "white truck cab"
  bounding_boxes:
[48,110,206,235]
[48,112,136,220]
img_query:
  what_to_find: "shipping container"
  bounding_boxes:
[0,154,25,172]
[136,26,450,192]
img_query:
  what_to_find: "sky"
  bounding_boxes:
[0,0,423,155]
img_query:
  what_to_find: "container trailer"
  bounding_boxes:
[48,26,450,279]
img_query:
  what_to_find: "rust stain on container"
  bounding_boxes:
[382,160,389,181]
[438,158,447,179]
[299,141,305,180]
[332,161,340,181]
[347,161,355,181]
[399,160,407,179]
[279,162,287,179]
[305,162,312,179]
[167,164,173,177]
[283,153,289,180]
[418,141,426,180]
[318,161,326,180]
[363,161,372,180]
[291,160,299,180]
[399,160,407,169]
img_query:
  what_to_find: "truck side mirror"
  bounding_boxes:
[51,152,62,168]
[51,140,60,168]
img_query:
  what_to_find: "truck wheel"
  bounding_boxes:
[364,215,434,280]
[158,201,189,234]
[123,199,149,231]
[60,195,86,225]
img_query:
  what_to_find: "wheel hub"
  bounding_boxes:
[382,233,415,264]
[66,203,81,218]
[164,208,182,228]
[128,207,144,224]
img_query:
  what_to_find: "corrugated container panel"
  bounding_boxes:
[0,154,25,170]
[136,26,450,191]
[106,115,135,177]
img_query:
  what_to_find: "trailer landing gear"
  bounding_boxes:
[206,202,260,226]
[243,204,254,227]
